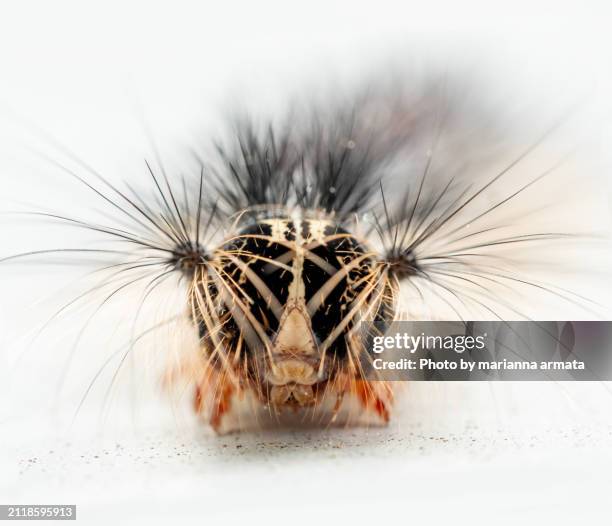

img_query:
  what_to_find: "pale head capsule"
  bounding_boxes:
[189,207,397,426]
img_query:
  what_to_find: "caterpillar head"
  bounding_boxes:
[188,207,397,409]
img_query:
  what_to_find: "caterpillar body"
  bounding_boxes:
[2,74,603,433]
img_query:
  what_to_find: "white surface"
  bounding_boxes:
[3,383,612,524]
[1,1,612,524]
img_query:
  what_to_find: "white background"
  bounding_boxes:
[1,1,612,524]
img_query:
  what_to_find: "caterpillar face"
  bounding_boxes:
[191,207,396,409]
